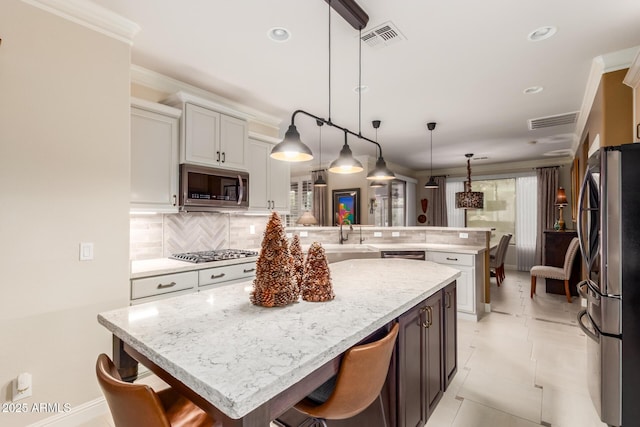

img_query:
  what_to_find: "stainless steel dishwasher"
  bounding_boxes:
[380,250,426,261]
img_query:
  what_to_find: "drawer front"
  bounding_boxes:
[199,261,257,287]
[427,251,474,267]
[131,271,198,300]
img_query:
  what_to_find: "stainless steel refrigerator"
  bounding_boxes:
[577,143,640,427]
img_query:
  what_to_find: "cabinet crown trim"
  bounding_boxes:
[163,91,251,121]
[131,97,182,118]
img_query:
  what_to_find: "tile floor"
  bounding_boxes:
[89,270,605,427]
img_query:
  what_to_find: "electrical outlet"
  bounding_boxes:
[286,233,292,238]
[249,225,256,235]
[374,232,382,238]
[300,231,308,237]
[392,232,400,238]
[459,233,469,239]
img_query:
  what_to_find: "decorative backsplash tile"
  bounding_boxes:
[130,212,271,260]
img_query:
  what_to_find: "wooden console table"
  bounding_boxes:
[543,230,580,296]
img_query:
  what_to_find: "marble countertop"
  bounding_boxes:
[100,258,460,419]
[131,243,484,279]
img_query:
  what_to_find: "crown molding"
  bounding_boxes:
[130,65,282,131]
[623,48,640,89]
[21,0,140,44]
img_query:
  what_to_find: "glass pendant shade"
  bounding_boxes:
[424,177,439,189]
[270,125,314,162]
[328,141,363,174]
[366,156,396,180]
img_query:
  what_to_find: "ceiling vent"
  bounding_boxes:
[528,111,579,130]
[361,21,406,49]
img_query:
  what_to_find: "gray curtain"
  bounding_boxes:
[312,171,327,226]
[535,167,558,264]
[431,176,448,227]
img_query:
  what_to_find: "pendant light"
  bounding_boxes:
[366,119,395,181]
[328,131,364,173]
[270,124,313,162]
[455,154,484,209]
[272,0,393,176]
[424,122,438,189]
[369,120,388,187]
[313,120,328,187]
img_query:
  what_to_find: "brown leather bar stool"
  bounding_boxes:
[294,323,399,427]
[96,353,217,427]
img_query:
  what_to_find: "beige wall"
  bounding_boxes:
[0,2,130,425]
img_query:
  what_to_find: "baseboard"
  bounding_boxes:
[28,397,108,427]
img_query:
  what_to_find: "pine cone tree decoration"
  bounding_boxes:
[250,212,298,307]
[301,242,335,302]
[290,235,304,298]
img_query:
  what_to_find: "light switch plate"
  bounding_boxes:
[79,242,94,261]
[300,231,308,237]
[392,232,400,237]
[374,232,382,237]
[459,233,469,239]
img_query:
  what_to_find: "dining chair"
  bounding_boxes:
[294,323,400,427]
[489,233,512,286]
[530,237,580,303]
[96,353,217,427]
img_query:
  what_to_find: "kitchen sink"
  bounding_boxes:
[318,244,380,264]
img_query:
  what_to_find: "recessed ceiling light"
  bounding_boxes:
[523,86,543,94]
[528,26,557,42]
[267,27,291,42]
[353,85,369,93]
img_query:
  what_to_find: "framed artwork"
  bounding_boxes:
[332,188,360,225]
[571,158,579,223]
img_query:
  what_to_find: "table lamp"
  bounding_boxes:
[555,187,568,231]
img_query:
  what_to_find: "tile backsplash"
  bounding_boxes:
[130,212,270,260]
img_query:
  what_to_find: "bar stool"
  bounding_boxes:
[294,323,399,427]
[96,353,217,427]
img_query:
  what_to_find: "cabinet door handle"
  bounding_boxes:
[216,151,221,162]
[157,281,176,289]
[445,291,452,309]
[222,152,226,163]
[446,257,458,261]
[243,268,256,273]
[637,123,640,140]
[172,194,177,206]
[426,306,433,328]
[211,273,226,279]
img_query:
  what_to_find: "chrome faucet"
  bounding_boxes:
[359,226,365,245]
[339,222,353,244]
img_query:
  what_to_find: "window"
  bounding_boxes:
[286,177,312,227]
[466,178,516,245]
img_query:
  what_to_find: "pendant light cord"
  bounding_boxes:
[358,27,362,136]
[430,129,433,176]
[328,0,332,123]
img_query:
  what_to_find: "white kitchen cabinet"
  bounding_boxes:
[130,98,181,213]
[164,92,249,171]
[248,136,290,212]
[130,260,257,304]
[427,251,484,321]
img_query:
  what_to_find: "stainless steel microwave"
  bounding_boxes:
[179,164,249,211]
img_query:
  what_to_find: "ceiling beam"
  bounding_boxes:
[324,0,369,30]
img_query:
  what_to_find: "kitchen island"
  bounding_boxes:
[99,259,460,427]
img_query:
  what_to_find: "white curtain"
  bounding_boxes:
[516,175,537,270]
[446,181,465,228]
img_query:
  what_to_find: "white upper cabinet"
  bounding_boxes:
[164,92,248,171]
[130,98,181,213]
[248,136,290,212]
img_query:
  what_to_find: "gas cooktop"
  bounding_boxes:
[170,249,258,263]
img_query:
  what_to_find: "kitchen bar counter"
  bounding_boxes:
[130,243,484,279]
[99,259,460,424]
